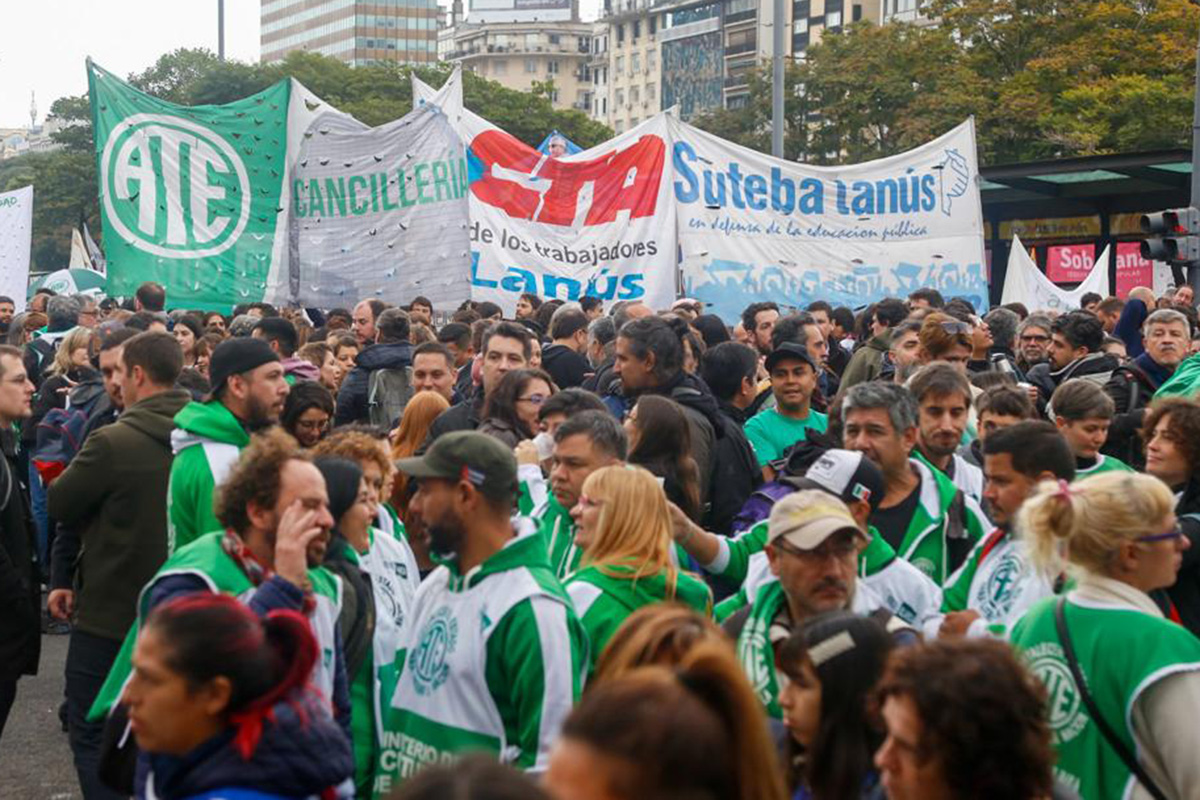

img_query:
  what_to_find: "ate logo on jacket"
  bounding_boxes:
[467,129,665,227]
[409,606,458,696]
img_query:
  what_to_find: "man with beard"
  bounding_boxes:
[378,432,586,789]
[1104,308,1191,469]
[909,364,983,502]
[724,490,918,718]
[168,338,290,552]
[87,429,350,761]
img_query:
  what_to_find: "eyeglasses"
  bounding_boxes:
[773,536,858,561]
[518,394,548,405]
[578,494,605,510]
[1020,334,1050,344]
[1137,523,1184,544]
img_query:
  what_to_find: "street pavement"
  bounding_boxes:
[1,631,79,799]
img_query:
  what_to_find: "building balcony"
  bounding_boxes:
[724,40,756,55]
[724,73,749,88]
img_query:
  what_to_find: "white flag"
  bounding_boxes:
[1001,234,1109,311]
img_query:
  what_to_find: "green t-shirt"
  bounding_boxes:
[744,407,828,466]
[1074,454,1134,478]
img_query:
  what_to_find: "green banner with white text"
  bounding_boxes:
[89,61,289,310]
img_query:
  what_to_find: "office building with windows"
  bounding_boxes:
[261,0,440,66]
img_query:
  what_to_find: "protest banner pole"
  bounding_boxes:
[218,0,226,61]
[771,0,784,158]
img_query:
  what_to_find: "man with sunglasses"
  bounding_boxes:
[724,490,917,718]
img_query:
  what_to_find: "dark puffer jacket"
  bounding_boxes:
[142,689,354,800]
[334,341,413,426]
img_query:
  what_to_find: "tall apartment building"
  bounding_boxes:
[260,0,441,66]
[440,20,594,111]
[586,0,885,127]
[724,0,882,107]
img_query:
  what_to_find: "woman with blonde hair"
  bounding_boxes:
[546,641,786,800]
[1011,471,1200,800]
[566,464,711,675]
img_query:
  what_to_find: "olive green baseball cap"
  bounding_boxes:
[395,431,517,497]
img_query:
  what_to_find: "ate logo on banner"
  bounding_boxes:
[101,113,251,259]
[467,129,664,227]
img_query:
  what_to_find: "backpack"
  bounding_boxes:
[729,435,835,533]
[367,366,414,429]
[31,381,107,486]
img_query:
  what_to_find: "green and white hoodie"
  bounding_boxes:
[373,521,587,795]
[735,576,893,718]
[519,464,581,580]
[939,526,1056,638]
[714,534,942,632]
[1074,453,1135,478]
[567,565,712,674]
[1011,580,1200,799]
[167,401,250,554]
[343,525,420,796]
[88,531,342,722]
[890,457,990,586]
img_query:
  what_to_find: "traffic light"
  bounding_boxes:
[1140,208,1200,263]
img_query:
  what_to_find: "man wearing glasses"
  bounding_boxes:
[724,490,917,718]
[1015,313,1053,374]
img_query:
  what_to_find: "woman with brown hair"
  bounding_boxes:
[478,367,556,448]
[624,394,702,521]
[565,465,711,675]
[546,642,786,800]
[917,312,974,371]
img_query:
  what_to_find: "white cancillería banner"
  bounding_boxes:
[415,72,678,313]
[0,186,32,311]
[670,117,989,320]
[1000,234,1109,311]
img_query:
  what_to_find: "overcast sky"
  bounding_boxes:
[1,0,604,130]
[2,1,260,129]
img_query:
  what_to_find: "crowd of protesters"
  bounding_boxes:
[3,279,1200,799]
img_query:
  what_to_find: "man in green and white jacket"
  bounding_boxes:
[375,432,587,794]
[519,410,627,579]
[168,338,290,553]
[937,421,1075,639]
[89,429,350,738]
[842,381,991,586]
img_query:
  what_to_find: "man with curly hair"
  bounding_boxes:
[875,638,1055,800]
[87,429,351,746]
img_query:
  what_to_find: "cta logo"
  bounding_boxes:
[101,114,250,258]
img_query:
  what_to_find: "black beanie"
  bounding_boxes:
[208,337,280,394]
[314,457,364,527]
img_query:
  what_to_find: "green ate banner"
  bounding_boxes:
[89,61,289,311]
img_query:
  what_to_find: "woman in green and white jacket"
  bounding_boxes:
[565,464,712,676]
[1011,471,1200,800]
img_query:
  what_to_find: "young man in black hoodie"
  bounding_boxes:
[700,342,761,536]
[540,306,591,390]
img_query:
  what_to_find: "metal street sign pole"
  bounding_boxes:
[771,0,785,158]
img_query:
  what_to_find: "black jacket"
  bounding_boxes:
[541,343,591,389]
[582,357,615,394]
[334,341,413,426]
[1170,477,1200,638]
[0,428,39,682]
[1102,356,1171,470]
[1027,352,1120,411]
[703,401,761,537]
[421,394,484,452]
